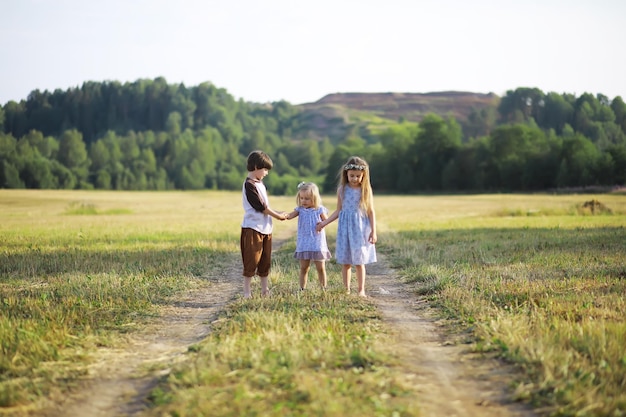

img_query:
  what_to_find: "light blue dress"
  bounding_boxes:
[294,206,331,261]
[335,186,377,265]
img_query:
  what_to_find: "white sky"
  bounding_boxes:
[1,0,625,105]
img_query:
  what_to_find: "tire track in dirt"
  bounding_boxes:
[367,254,537,417]
[39,235,536,417]
[40,263,242,417]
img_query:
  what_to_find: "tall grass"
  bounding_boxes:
[376,193,626,416]
[146,246,422,417]
[0,190,257,409]
[2,190,625,416]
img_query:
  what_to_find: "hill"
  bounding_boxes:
[293,91,500,142]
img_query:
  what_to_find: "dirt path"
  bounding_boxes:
[40,263,242,417]
[367,259,536,417]
[39,240,536,417]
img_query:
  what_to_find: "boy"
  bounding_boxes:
[240,150,286,298]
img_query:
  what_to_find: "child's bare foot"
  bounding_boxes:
[357,292,367,298]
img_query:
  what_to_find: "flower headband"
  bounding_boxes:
[344,163,366,171]
[297,181,307,189]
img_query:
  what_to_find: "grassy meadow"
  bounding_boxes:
[1,189,625,416]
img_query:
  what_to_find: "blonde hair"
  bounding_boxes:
[337,156,373,212]
[296,182,322,208]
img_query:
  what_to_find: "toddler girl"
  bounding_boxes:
[285,182,331,290]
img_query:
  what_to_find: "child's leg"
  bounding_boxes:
[313,260,327,289]
[243,276,253,298]
[257,233,272,297]
[355,264,366,297]
[299,260,311,290]
[341,264,352,294]
[241,228,267,299]
[259,276,270,296]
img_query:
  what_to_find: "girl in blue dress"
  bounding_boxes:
[285,182,331,290]
[316,156,377,297]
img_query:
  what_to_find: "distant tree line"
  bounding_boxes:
[1,80,624,194]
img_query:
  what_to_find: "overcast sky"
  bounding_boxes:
[1,0,625,105]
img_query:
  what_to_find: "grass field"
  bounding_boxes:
[1,189,625,416]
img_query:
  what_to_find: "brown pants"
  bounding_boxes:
[240,228,272,278]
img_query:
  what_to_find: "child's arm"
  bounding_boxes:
[316,192,341,231]
[263,207,287,221]
[367,194,377,244]
[245,179,286,220]
[319,205,329,222]
[284,209,299,220]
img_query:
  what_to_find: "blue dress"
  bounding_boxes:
[294,206,331,261]
[335,186,377,265]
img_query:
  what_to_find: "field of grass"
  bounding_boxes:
[0,190,255,411]
[1,190,625,416]
[375,193,626,416]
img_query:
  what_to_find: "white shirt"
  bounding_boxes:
[241,177,272,234]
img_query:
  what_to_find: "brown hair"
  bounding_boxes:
[246,150,273,172]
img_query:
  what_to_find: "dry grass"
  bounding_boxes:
[1,190,625,416]
[0,190,259,409]
[377,193,626,416]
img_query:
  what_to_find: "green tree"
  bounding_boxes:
[89,139,110,174]
[22,158,57,189]
[95,169,112,189]
[610,96,626,134]
[412,114,462,190]
[180,160,205,189]
[191,132,217,186]
[274,152,298,177]
[375,123,418,191]
[556,133,600,187]
[443,144,478,191]
[489,124,549,190]
[57,129,90,188]
[543,93,574,134]
[466,106,497,139]
[0,133,17,160]
[95,131,124,189]
[170,87,197,130]
[138,148,157,175]
[498,88,545,124]
[50,160,75,189]
[607,144,626,184]
[166,111,182,135]
[0,133,20,188]
[21,130,46,156]
[3,101,28,139]
[322,145,356,192]
[1,160,23,188]
[304,139,324,175]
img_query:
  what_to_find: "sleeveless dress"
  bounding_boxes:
[294,206,331,261]
[335,186,377,265]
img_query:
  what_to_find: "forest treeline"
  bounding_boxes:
[1,78,625,194]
